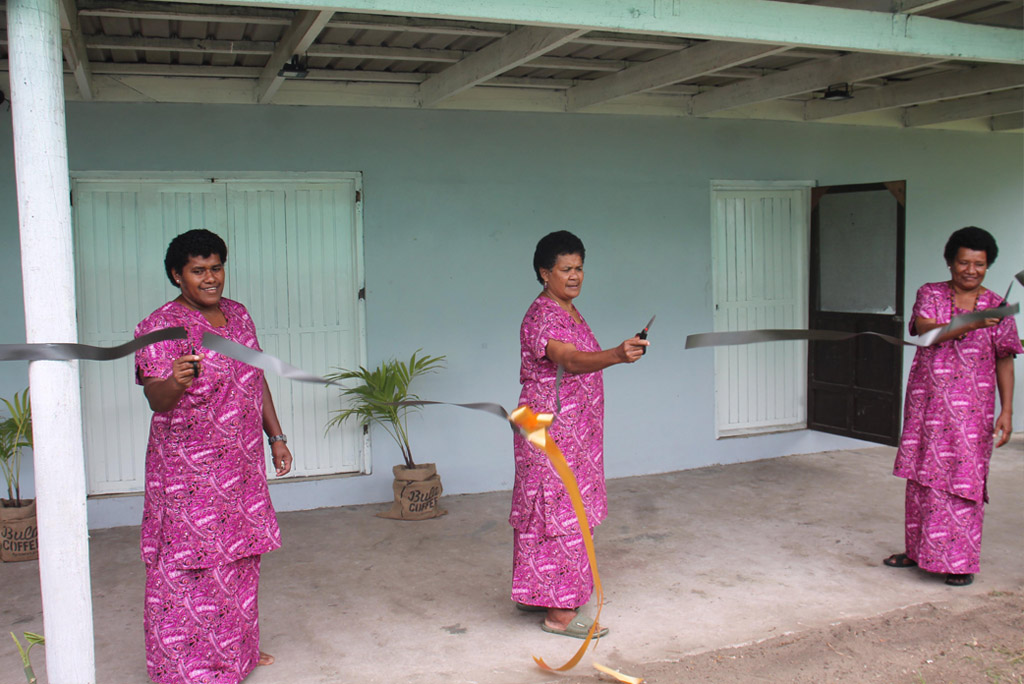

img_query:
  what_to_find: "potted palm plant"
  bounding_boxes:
[325,351,447,520]
[0,389,36,562]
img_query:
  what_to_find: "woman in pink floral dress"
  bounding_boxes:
[135,229,293,683]
[511,231,648,638]
[885,227,1020,587]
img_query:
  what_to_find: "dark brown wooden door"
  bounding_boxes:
[808,181,906,445]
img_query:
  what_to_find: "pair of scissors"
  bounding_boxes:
[636,315,656,355]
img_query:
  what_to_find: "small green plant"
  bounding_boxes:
[0,389,32,507]
[10,631,44,684]
[325,351,445,469]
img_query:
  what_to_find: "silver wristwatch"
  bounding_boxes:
[268,434,287,446]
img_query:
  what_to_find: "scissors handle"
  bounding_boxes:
[191,347,200,379]
[636,329,648,355]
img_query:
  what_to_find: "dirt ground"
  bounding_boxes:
[562,590,1024,684]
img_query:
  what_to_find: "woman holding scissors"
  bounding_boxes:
[884,226,1020,587]
[135,229,293,683]
[511,230,648,638]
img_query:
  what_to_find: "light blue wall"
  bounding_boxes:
[0,103,1021,528]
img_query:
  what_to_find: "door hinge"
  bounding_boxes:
[358,287,366,300]
[69,190,73,206]
[355,190,361,202]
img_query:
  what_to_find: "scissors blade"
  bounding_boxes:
[642,315,656,333]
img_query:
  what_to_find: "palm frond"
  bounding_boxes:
[325,351,445,468]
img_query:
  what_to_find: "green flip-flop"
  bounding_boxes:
[540,615,609,639]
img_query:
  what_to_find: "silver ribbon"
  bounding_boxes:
[686,270,1023,350]
[201,332,514,420]
[201,332,342,386]
[0,327,187,361]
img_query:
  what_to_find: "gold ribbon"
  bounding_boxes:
[509,406,643,683]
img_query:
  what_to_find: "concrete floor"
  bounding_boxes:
[3,443,1022,684]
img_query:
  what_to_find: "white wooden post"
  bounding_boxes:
[8,0,96,681]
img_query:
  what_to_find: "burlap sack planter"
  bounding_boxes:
[1,498,38,562]
[376,464,447,520]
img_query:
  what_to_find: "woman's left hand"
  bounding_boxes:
[994,410,1013,448]
[271,441,293,476]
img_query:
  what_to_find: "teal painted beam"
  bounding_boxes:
[157,0,1024,64]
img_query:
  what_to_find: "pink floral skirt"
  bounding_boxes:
[144,554,261,684]
[904,480,985,574]
[511,528,593,609]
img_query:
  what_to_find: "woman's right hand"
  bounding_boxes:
[615,336,649,364]
[169,352,203,388]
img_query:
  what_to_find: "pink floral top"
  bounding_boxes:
[135,298,281,570]
[894,282,1022,503]
[510,296,607,536]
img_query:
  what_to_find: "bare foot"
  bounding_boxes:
[258,651,275,666]
[543,607,577,631]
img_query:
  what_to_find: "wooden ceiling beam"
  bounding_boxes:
[257,9,334,104]
[567,42,787,111]
[990,111,1023,131]
[59,0,94,99]
[419,26,585,106]
[804,63,1024,119]
[903,88,1024,126]
[157,0,1023,64]
[76,0,294,23]
[690,53,936,116]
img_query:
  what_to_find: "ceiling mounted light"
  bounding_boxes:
[278,55,309,79]
[822,83,853,101]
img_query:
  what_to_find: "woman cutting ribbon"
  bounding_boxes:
[884,226,1021,587]
[134,229,293,683]
[511,230,647,638]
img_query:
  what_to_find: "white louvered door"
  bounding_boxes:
[224,182,365,477]
[73,175,366,495]
[710,182,811,438]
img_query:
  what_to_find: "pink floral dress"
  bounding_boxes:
[510,296,606,608]
[135,298,280,684]
[893,282,1022,574]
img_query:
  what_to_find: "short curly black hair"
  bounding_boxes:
[533,231,585,284]
[164,229,228,287]
[943,226,998,266]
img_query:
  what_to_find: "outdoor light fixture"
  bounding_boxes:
[822,83,853,101]
[278,55,309,79]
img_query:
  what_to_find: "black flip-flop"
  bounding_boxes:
[945,573,974,586]
[883,553,917,568]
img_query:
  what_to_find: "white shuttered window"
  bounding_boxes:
[72,175,366,495]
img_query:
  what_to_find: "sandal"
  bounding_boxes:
[883,553,917,568]
[945,573,974,587]
[258,651,275,666]
[540,615,608,639]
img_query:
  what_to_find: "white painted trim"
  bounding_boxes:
[711,180,816,190]
[72,170,365,182]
